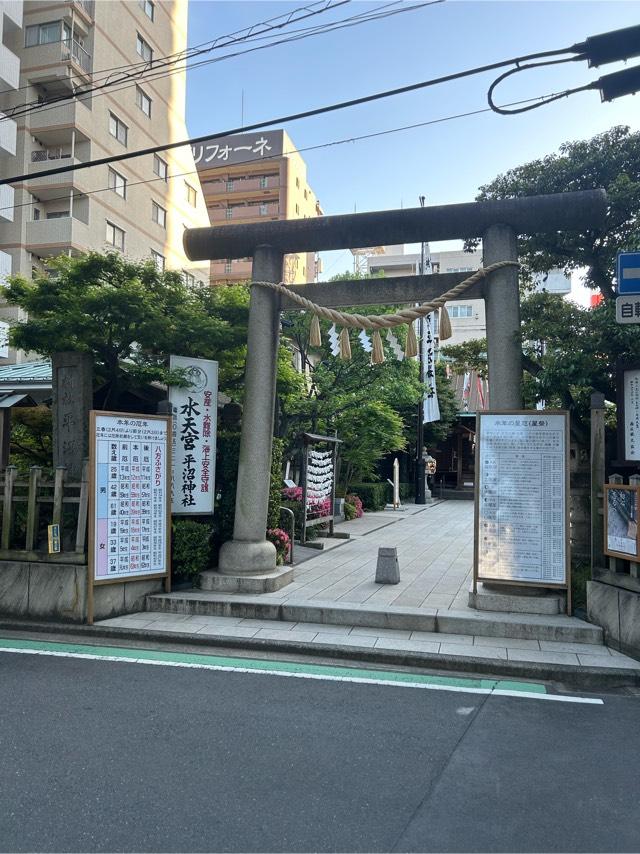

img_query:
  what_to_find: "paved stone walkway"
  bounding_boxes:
[285,501,472,611]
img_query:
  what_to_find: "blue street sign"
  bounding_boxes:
[617,251,640,294]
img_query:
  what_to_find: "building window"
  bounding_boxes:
[139,0,154,20]
[226,179,234,192]
[109,112,128,146]
[136,33,153,63]
[183,271,195,286]
[152,201,166,228]
[151,250,165,272]
[46,210,69,219]
[185,182,197,207]
[259,203,268,216]
[153,154,168,181]
[33,208,40,221]
[448,305,474,318]
[108,167,127,198]
[295,204,299,215]
[25,20,68,47]
[224,260,232,274]
[135,86,152,117]
[304,189,307,199]
[225,208,233,220]
[295,177,299,188]
[259,176,268,189]
[106,220,125,250]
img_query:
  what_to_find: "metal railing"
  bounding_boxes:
[31,149,72,162]
[61,38,91,73]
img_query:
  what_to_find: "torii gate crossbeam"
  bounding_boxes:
[184,190,607,585]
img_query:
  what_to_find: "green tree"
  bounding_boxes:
[449,126,640,440]
[468,125,640,299]
[278,272,458,487]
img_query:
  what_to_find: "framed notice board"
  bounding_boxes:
[88,411,171,623]
[473,410,570,613]
[604,484,640,560]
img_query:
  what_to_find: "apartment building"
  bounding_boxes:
[0,0,210,360]
[194,129,322,285]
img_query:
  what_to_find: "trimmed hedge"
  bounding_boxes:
[348,482,389,511]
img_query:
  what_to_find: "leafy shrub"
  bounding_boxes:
[172,519,212,581]
[267,527,291,565]
[346,494,364,518]
[344,501,357,521]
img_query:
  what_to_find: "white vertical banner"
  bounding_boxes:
[169,356,219,514]
[0,321,9,359]
[422,313,440,423]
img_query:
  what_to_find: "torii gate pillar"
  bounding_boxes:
[483,224,522,409]
[218,245,283,576]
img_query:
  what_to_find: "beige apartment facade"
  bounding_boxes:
[194,129,322,285]
[0,0,209,359]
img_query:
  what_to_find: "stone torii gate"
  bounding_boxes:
[185,189,607,589]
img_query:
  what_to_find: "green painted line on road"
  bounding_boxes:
[0,636,546,694]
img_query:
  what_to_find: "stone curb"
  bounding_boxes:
[0,618,637,691]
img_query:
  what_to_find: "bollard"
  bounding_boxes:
[375,547,400,584]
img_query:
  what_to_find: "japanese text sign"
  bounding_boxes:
[169,356,218,515]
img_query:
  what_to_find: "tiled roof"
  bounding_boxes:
[0,360,52,384]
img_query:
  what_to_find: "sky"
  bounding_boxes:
[185,0,640,285]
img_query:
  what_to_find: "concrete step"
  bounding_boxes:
[468,581,565,615]
[145,592,603,645]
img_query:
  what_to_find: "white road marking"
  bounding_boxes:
[0,644,605,704]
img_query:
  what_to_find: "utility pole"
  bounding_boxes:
[415,194,427,505]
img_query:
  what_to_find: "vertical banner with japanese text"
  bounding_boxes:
[169,356,218,514]
[422,313,440,424]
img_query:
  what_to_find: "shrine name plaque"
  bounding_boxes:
[474,410,569,590]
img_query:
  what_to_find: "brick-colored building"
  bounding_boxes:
[193,129,322,285]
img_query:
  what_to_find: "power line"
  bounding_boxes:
[0,0,351,101]
[0,40,587,187]
[1,91,565,216]
[0,1,428,125]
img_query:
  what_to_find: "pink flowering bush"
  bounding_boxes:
[346,494,364,518]
[282,486,303,502]
[267,527,291,565]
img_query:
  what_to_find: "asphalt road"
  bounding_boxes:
[1,645,639,853]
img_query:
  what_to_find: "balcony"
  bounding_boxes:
[28,155,89,198]
[0,185,14,223]
[28,97,92,143]
[210,260,253,282]
[72,0,95,22]
[0,112,16,156]
[2,1,23,29]
[26,214,90,257]
[209,203,280,223]
[203,177,280,198]
[0,42,19,90]
[23,39,92,91]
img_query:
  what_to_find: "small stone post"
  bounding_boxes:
[218,245,283,575]
[482,225,522,410]
[376,547,400,584]
[52,352,92,481]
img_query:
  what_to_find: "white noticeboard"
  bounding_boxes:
[169,355,218,515]
[90,412,170,585]
[474,410,569,591]
[624,369,640,461]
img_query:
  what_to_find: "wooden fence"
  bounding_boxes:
[0,461,88,562]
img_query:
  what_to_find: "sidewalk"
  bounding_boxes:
[96,501,640,683]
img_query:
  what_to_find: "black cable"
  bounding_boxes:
[1,0,421,124]
[487,55,589,115]
[0,90,564,216]
[0,44,591,187]
[0,0,351,100]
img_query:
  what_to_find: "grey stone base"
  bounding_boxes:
[469,581,565,615]
[0,560,163,623]
[199,567,294,594]
[384,504,407,511]
[588,579,640,659]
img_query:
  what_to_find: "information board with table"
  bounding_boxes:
[473,410,570,612]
